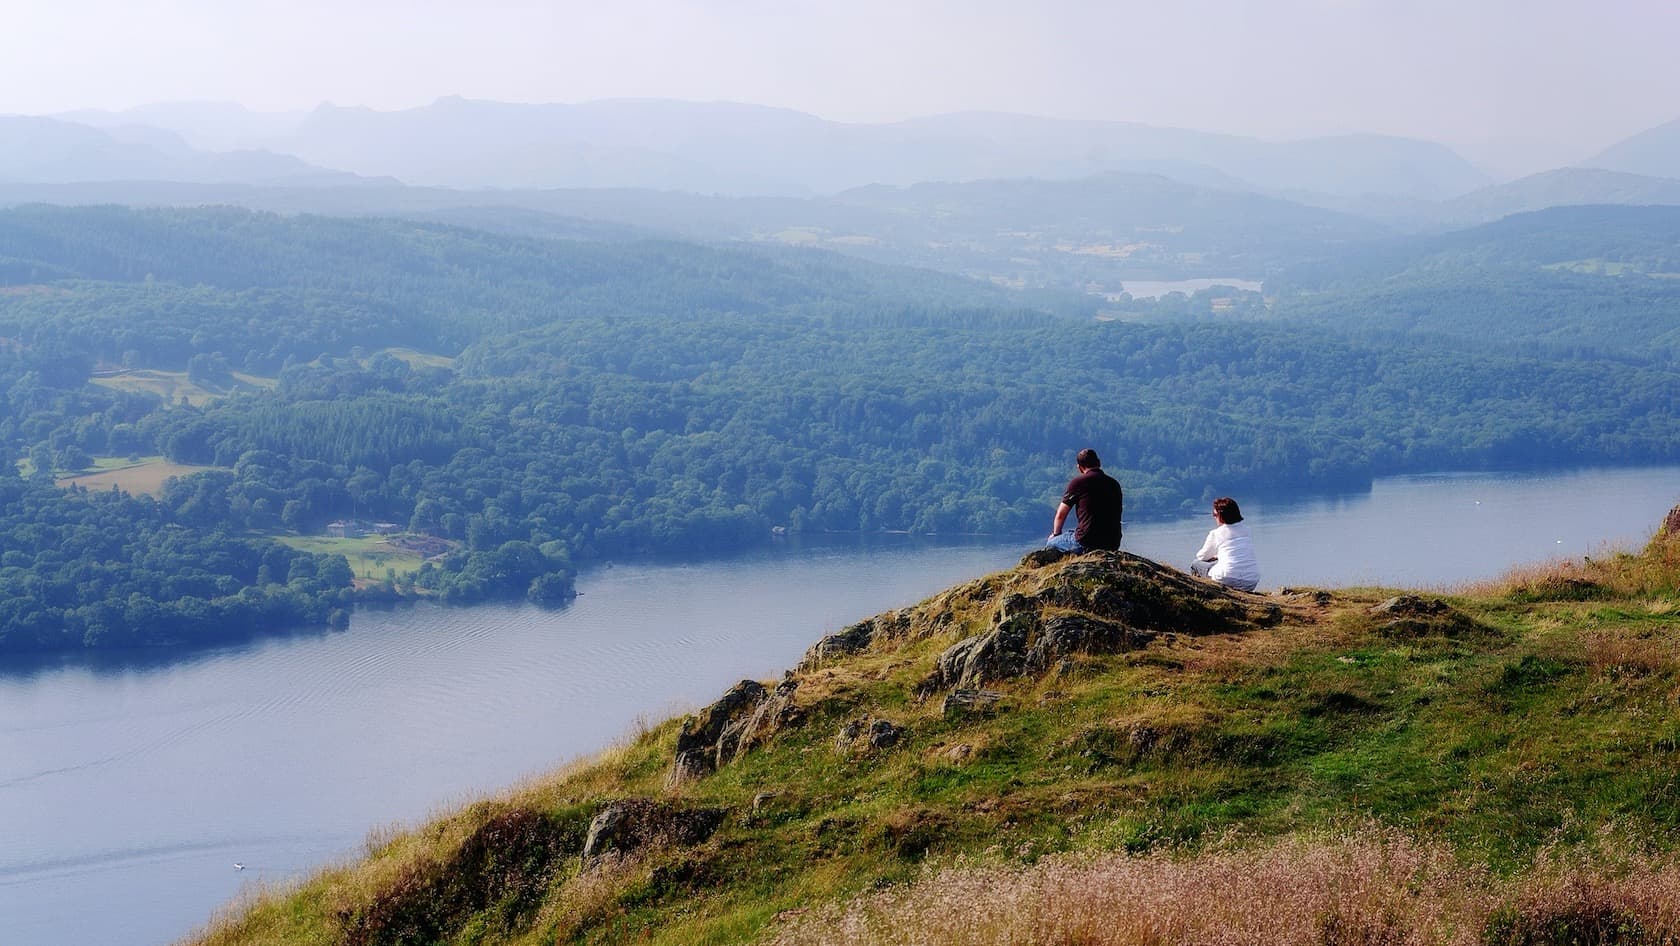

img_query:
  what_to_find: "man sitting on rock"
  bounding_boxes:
[1046,448,1123,553]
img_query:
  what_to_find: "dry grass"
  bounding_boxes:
[770,832,1680,946]
[58,456,217,496]
[1468,527,1680,603]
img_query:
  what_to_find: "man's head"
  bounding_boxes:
[1076,448,1101,471]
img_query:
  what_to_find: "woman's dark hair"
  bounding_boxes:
[1212,496,1243,524]
[1076,448,1101,469]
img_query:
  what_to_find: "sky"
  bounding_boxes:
[4,0,1678,176]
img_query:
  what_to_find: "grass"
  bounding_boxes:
[377,347,455,369]
[276,534,430,582]
[56,455,217,496]
[772,832,1680,946]
[91,368,274,406]
[186,522,1680,946]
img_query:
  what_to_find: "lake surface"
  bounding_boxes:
[2,465,1677,946]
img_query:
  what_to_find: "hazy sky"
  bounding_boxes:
[5,0,1677,174]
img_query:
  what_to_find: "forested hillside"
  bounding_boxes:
[1269,205,1680,358]
[2,205,1676,655]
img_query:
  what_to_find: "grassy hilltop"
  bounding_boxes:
[191,509,1680,946]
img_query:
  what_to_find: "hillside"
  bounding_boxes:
[1440,167,1680,226]
[1268,204,1680,359]
[1588,116,1680,181]
[0,169,1387,286]
[190,513,1680,946]
[6,204,1680,657]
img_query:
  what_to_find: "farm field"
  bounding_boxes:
[91,368,275,406]
[277,533,435,582]
[57,456,218,496]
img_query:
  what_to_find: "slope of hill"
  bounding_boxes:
[1268,204,1680,359]
[1440,167,1680,225]
[1588,116,1680,180]
[187,519,1680,946]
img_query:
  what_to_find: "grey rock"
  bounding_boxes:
[1021,548,1067,568]
[868,719,904,750]
[1023,614,1148,674]
[675,679,766,758]
[669,677,804,785]
[942,689,1003,718]
[800,619,875,669]
[799,612,913,670]
[836,719,866,752]
[666,748,712,789]
[581,799,726,863]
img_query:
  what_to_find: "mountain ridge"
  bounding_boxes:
[44,96,1491,199]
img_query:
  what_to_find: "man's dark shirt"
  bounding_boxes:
[1062,468,1123,550]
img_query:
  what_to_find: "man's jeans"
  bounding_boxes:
[1047,532,1085,553]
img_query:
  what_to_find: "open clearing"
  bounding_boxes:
[58,456,217,496]
[91,369,275,406]
[277,534,431,581]
[377,347,454,369]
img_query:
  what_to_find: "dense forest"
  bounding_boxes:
[2,205,1676,656]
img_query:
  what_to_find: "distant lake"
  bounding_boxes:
[1115,277,1264,299]
[2,465,1676,946]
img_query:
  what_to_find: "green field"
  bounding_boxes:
[277,534,431,582]
[376,347,455,369]
[57,456,217,496]
[91,368,275,406]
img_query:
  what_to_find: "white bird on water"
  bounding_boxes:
[233,863,245,870]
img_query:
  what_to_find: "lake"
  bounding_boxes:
[2,465,1677,946]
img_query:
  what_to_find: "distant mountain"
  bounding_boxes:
[0,116,363,185]
[0,170,1389,285]
[1439,167,1680,225]
[1586,117,1680,179]
[56,101,309,153]
[97,96,1489,200]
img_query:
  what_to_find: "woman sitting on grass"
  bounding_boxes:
[1190,496,1259,592]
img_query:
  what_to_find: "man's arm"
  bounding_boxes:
[1051,501,1072,537]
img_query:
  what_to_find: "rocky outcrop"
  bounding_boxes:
[1660,503,1680,539]
[581,800,725,863]
[799,610,913,669]
[836,718,905,754]
[678,549,1290,778]
[941,689,1003,719]
[338,807,578,946]
[916,552,1279,694]
[669,677,804,787]
[1369,595,1491,639]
